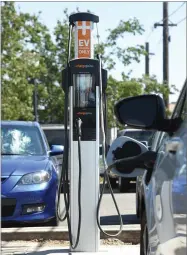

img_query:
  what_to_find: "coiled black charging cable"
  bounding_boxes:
[56,22,83,250]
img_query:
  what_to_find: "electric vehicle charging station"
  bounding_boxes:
[60,11,151,254]
[61,12,108,252]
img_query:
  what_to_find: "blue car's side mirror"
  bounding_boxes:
[49,145,64,156]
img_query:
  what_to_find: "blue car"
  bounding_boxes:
[1,121,64,226]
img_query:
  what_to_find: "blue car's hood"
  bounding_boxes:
[1,155,49,176]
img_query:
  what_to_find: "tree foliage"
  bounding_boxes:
[94,18,145,71]
[107,74,178,127]
[1,2,176,126]
[2,2,47,120]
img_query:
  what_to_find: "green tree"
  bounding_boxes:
[1,1,65,122]
[106,76,143,127]
[2,3,177,124]
[1,2,47,120]
[94,18,145,72]
[106,74,177,127]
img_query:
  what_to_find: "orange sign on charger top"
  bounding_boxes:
[77,21,91,58]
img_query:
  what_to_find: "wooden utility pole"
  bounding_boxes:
[31,78,39,122]
[145,42,149,76]
[163,2,169,107]
[145,42,154,76]
[34,79,39,122]
[154,2,177,107]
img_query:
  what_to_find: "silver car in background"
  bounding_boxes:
[108,129,155,191]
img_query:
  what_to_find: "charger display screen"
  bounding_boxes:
[73,73,96,108]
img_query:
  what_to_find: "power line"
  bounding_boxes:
[144,2,185,43]
[148,2,185,99]
[176,16,187,25]
[158,2,186,23]
[166,2,185,19]
[149,35,162,60]
[144,26,154,41]
[156,35,163,46]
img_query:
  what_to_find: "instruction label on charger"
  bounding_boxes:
[77,21,91,58]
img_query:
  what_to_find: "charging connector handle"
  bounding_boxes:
[76,118,83,138]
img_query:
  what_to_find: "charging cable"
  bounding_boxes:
[57,23,74,223]
[57,22,83,250]
[96,54,123,237]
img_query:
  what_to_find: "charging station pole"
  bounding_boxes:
[69,13,100,252]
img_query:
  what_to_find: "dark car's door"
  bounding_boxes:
[137,131,163,218]
[149,82,187,254]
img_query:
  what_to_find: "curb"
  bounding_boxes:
[2,244,140,255]
[2,225,140,244]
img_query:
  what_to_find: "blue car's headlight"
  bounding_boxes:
[18,170,51,185]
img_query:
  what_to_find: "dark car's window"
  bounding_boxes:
[182,94,187,121]
[1,125,45,156]
[43,129,67,146]
[124,130,155,146]
[158,82,187,149]
[172,82,186,120]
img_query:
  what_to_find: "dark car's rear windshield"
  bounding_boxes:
[43,129,68,146]
[1,125,45,156]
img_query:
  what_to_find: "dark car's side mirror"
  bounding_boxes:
[49,145,64,156]
[114,94,166,130]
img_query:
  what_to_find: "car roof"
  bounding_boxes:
[1,120,40,127]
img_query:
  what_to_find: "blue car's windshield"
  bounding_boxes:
[1,125,46,156]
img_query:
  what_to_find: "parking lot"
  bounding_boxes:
[2,2,186,254]
[60,184,139,227]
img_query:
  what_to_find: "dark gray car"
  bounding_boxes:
[114,80,187,255]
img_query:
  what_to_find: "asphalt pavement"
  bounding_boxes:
[58,182,139,227]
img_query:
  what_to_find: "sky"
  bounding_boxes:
[16,1,186,103]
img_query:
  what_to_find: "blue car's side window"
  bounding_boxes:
[41,129,50,151]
